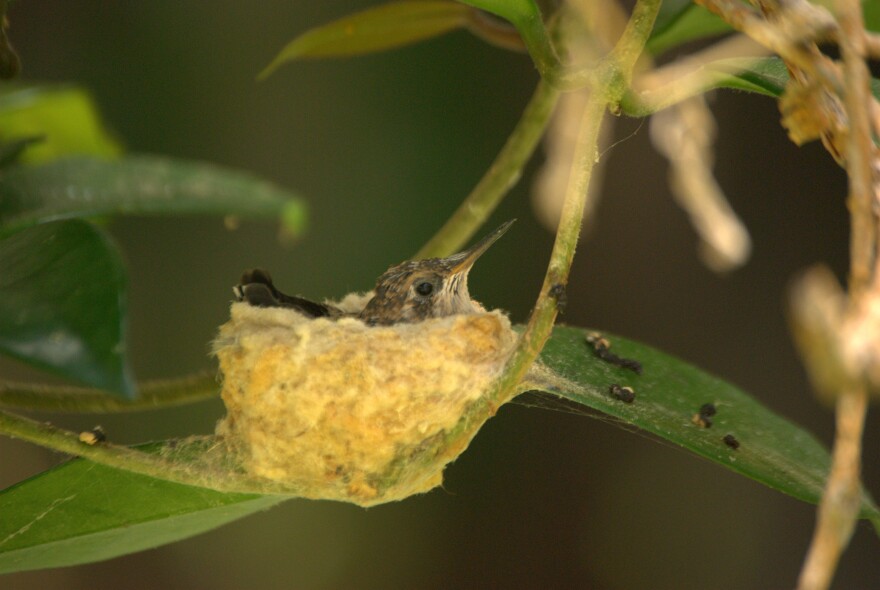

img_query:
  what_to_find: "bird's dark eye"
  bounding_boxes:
[415,281,434,296]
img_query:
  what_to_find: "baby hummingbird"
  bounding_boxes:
[359,220,514,325]
[235,220,515,325]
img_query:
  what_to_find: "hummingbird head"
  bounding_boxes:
[360,220,515,326]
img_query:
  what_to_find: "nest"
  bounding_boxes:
[213,294,517,506]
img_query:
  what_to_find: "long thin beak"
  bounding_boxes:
[448,219,515,273]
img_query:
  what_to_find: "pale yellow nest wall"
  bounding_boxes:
[213,300,516,505]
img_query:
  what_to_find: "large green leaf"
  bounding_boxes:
[0,446,282,573]
[0,155,307,238]
[259,1,472,79]
[0,86,122,164]
[529,326,880,528]
[0,220,134,398]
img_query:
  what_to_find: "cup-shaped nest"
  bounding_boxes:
[213,294,517,506]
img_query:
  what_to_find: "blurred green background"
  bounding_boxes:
[2,1,878,588]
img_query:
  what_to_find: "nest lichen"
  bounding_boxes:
[213,293,517,506]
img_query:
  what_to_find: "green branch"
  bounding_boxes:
[479,0,662,406]
[0,371,218,413]
[488,93,608,406]
[608,0,664,84]
[0,409,205,484]
[0,408,300,495]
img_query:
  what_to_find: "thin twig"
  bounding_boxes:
[795,0,877,586]
[0,408,301,495]
[797,388,869,590]
[835,8,879,294]
[0,409,208,485]
[680,1,879,587]
[650,95,752,270]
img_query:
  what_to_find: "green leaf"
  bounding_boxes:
[531,326,880,529]
[647,0,879,61]
[259,1,472,79]
[0,155,307,238]
[0,86,122,164]
[0,220,134,398]
[647,1,732,56]
[696,57,880,101]
[0,446,283,573]
[705,56,790,97]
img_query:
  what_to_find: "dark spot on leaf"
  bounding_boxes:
[609,383,635,403]
[586,332,643,374]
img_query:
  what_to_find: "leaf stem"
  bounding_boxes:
[415,79,560,259]
[0,371,218,413]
